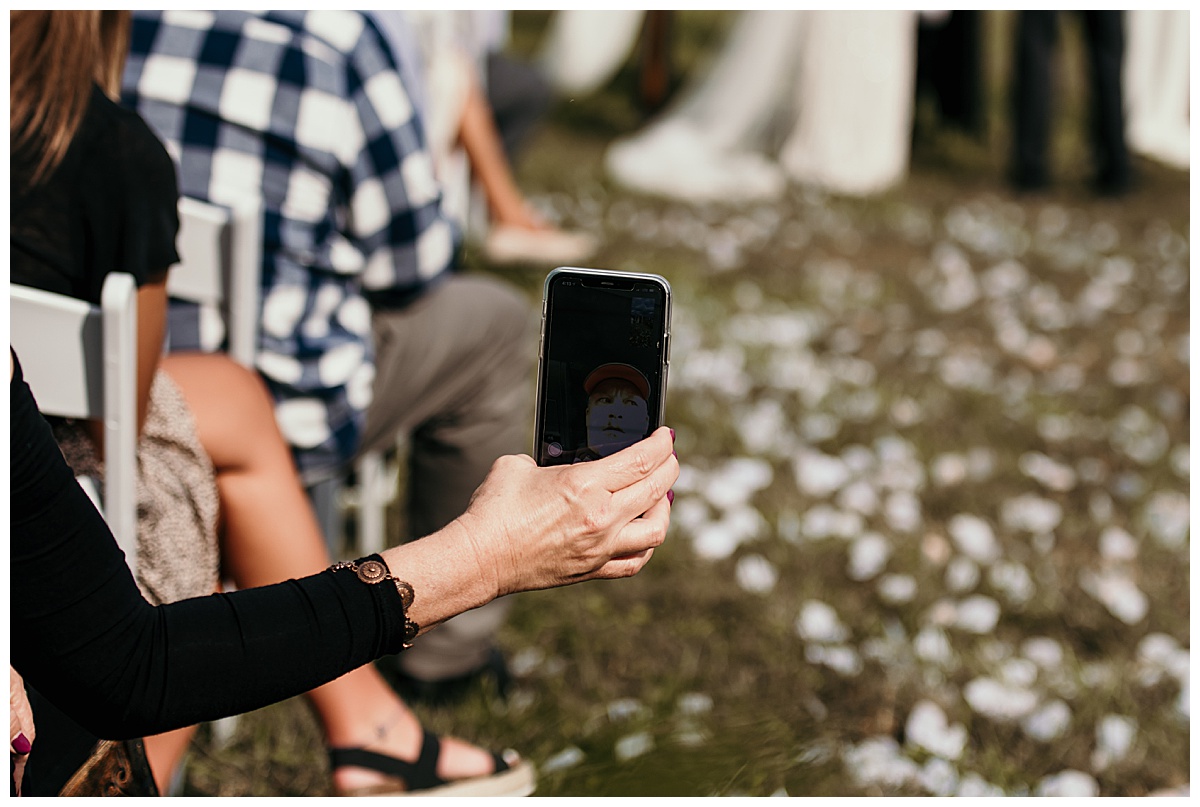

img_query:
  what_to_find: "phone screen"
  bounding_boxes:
[536,269,670,466]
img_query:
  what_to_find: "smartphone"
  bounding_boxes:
[534,267,672,466]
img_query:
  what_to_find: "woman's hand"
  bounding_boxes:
[457,426,679,598]
[10,666,35,796]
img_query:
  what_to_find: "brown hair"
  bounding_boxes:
[10,10,131,185]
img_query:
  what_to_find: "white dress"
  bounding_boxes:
[537,10,645,96]
[1123,9,1189,171]
[604,10,918,202]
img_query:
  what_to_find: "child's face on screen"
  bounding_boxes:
[585,378,649,457]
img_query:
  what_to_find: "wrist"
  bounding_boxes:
[377,517,498,632]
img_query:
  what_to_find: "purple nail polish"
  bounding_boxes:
[667,490,674,505]
[669,428,675,443]
[13,733,31,754]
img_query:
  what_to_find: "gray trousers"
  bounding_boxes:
[362,273,537,680]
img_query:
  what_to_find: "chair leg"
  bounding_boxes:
[356,451,390,556]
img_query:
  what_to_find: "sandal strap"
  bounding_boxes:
[328,729,446,791]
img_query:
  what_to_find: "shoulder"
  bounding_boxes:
[82,87,177,190]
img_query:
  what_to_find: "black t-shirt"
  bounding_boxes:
[10,352,410,793]
[11,84,180,300]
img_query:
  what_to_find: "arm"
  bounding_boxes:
[10,348,677,741]
[348,20,460,302]
[455,60,545,230]
[134,274,169,432]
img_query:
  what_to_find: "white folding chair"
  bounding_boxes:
[171,196,263,367]
[10,273,140,568]
[169,196,264,754]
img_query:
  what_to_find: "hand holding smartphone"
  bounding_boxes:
[534,267,672,466]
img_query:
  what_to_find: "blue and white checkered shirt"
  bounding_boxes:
[122,10,458,483]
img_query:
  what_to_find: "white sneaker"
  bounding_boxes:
[483,224,599,266]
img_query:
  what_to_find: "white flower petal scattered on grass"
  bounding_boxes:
[509,646,545,677]
[955,595,1002,633]
[735,554,778,594]
[875,435,927,491]
[1091,714,1137,771]
[930,453,969,487]
[672,463,704,494]
[964,677,1039,722]
[906,700,967,760]
[1079,568,1149,625]
[1000,493,1064,534]
[671,496,711,534]
[1169,444,1188,478]
[796,601,849,643]
[877,574,919,605]
[805,644,863,677]
[843,737,920,790]
[945,557,980,593]
[614,732,655,762]
[1021,637,1066,669]
[1099,525,1139,562]
[957,773,1007,797]
[1110,405,1170,465]
[1036,770,1099,797]
[848,532,891,581]
[836,479,879,516]
[736,398,791,455]
[947,514,1000,564]
[793,449,851,497]
[999,657,1039,688]
[988,560,1035,605]
[914,626,955,667]
[1022,699,1072,742]
[1019,451,1078,491]
[676,692,714,716]
[703,457,775,510]
[606,698,646,722]
[918,757,960,796]
[691,506,764,560]
[882,490,923,533]
[800,504,863,541]
[1139,490,1190,549]
[541,745,586,774]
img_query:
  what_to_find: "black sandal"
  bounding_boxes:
[329,729,535,797]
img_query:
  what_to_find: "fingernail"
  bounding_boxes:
[667,490,674,505]
[669,428,676,443]
[13,733,31,754]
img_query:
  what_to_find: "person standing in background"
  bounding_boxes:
[1009,10,1132,195]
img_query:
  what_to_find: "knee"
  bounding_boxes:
[162,352,279,446]
[459,275,537,344]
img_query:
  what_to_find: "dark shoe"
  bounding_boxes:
[384,647,512,707]
[329,729,535,796]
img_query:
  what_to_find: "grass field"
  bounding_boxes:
[178,11,1189,797]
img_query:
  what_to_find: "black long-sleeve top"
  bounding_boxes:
[9,351,410,740]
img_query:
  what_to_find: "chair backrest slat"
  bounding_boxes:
[171,197,262,368]
[11,272,140,567]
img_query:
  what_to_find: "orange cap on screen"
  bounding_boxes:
[584,362,651,399]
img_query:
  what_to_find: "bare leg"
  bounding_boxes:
[159,353,502,791]
[142,726,196,794]
[457,66,547,231]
